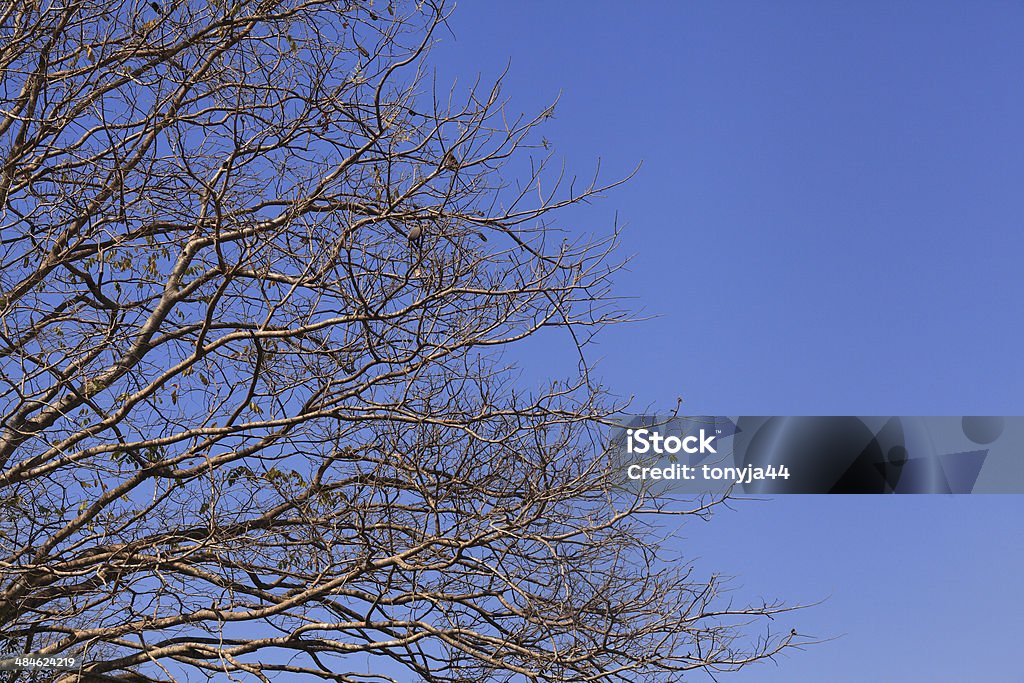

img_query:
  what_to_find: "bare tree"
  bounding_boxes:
[1,1,805,680]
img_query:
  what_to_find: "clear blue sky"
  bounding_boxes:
[432,3,1024,681]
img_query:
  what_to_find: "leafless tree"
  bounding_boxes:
[1,1,806,680]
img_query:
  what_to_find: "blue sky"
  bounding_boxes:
[432,3,1024,680]
[435,1,1024,415]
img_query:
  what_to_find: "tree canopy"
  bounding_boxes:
[1,1,802,680]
